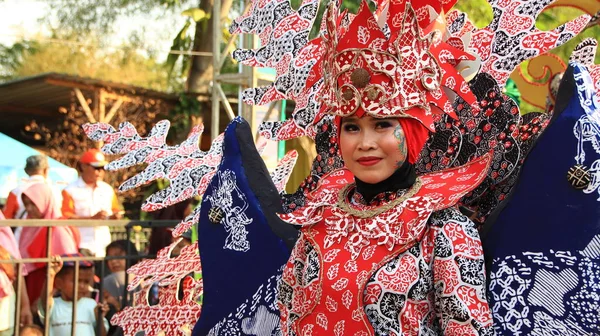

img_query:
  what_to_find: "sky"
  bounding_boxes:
[0,0,48,45]
[0,0,183,60]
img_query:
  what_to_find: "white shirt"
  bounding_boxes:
[39,297,109,336]
[0,290,15,332]
[62,177,119,257]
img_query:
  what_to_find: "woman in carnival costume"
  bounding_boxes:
[81,0,596,334]
[264,2,497,334]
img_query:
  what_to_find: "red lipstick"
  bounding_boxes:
[356,156,381,166]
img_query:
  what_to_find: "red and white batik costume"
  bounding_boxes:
[257,1,497,332]
[278,157,494,335]
[225,0,589,332]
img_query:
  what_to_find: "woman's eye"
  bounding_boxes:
[343,124,359,132]
[375,121,393,129]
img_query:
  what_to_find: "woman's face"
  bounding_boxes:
[340,116,408,184]
[22,194,42,219]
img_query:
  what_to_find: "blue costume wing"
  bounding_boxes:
[193,117,295,335]
[195,115,344,335]
[485,63,600,335]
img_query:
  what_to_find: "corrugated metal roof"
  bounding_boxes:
[0,72,178,111]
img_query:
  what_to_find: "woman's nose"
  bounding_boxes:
[357,132,377,150]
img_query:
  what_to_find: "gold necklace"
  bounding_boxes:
[335,178,423,218]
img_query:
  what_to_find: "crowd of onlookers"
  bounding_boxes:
[1,222,140,336]
[0,152,194,336]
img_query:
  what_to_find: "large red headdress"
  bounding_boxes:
[314,0,477,131]
[232,0,589,141]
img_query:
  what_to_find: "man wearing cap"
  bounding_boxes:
[3,155,61,220]
[61,149,123,257]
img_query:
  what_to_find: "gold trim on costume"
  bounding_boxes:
[336,178,423,218]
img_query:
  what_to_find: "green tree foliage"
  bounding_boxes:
[0,40,40,81]
[45,0,192,35]
[0,32,174,91]
[41,0,234,93]
[455,0,494,27]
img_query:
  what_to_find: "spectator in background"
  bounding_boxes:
[103,240,139,336]
[105,240,138,276]
[39,255,109,336]
[3,155,62,220]
[147,199,193,255]
[0,210,33,336]
[62,149,123,257]
[19,183,79,307]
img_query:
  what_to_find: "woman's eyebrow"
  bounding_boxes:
[372,117,397,122]
[341,117,358,123]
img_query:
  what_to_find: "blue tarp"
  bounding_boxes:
[0,132,78,200]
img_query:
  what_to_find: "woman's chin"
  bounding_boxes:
[353,173,387,184]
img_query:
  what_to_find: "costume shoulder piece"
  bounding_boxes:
[193,117,295,335]
[282,152,493,227]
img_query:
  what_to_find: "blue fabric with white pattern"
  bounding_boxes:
[484,64,600,335]
[193,117,289,335]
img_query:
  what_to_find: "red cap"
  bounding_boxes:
[79,149,108,168]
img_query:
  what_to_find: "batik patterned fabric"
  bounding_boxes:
[363,208,492,336]
[445,0,591,86]
[193,117,294,335]
[485,63,600,335]
[277,154,494,335]
[570,38,600,95]
[230,0,322,140]
[416,73,552,225]
[272,150,299,193]
[82,121,220,335]
[314,0,476,131]
[207,269,283,336]
[83,117,300,336]
[282,116,344,212]
[112,276,202,336]
[234,0,589,141]
[110,242,203,336]
[82,120,224,235]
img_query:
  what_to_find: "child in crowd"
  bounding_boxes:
[105,240,138,275]
[39,254,109,336]
[103,240,138,336]
[103,240,139,306]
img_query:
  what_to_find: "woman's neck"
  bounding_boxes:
[354,160,416,204]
